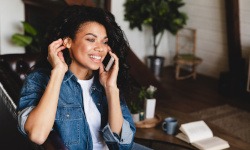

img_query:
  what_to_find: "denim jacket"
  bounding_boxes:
[17,68,136,150]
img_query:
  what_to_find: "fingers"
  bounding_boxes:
[47,39,66,61]
[47,39,68,72]
[99,62,104,72]
[57,51,65,62]
[48,39,66,55]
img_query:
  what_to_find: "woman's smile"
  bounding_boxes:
[89,54,102,63]
[67,21,109,73]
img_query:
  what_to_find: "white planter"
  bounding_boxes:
[144,98,156,119]
[132,113,140,122]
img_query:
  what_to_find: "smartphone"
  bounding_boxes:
[103,53,115,72]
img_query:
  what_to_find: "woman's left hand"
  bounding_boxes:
[99,51,119,89]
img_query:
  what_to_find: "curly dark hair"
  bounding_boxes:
[35,5,131,92]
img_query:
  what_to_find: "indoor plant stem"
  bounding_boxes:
[153,31,164,57]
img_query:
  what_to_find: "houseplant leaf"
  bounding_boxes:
[11,21,42,53]
[11,34,32,47]
[22,21,37,36]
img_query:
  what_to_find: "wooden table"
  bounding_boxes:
[135,104,250,150]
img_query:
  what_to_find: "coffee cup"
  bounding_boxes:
[162,117,178,135]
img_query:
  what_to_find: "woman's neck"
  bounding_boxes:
[69,65,93,80]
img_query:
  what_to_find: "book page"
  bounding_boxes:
[192,136,230,150]
[179,120,213,143]
[176,133,190,143]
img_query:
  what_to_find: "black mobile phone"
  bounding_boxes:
[103,53,115,71]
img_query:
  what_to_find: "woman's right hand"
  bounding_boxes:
[47,39,68,73]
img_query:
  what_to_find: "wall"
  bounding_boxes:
[0,0,25,54]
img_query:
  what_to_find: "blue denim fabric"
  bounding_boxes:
[17,68,136,150]
[132,143,153,150]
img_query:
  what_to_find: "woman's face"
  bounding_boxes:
[67,21,109,72]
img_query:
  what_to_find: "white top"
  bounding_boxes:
[78,77,109,150]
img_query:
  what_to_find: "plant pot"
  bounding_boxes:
[147,56,165,79]
[144,98,156,119]
[131,113,140,123]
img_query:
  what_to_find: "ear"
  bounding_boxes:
[63,37,72,48]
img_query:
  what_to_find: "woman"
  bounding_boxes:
[17,5,136,150]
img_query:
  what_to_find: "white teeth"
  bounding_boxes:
[90,55,101,60]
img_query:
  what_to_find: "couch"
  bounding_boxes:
[0,54,67,150]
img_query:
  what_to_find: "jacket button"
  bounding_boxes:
[66,114,70,118]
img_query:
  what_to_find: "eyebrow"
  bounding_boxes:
[85,33,108,40]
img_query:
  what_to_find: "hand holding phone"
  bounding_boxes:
[103,53,115,72]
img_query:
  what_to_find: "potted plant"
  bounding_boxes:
[124,0,188,78]
[128,100,142,122]
[139,85,157,119]
[129,94,145,122]
[11,21,42,54]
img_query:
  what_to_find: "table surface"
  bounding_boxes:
[135,105,250,150]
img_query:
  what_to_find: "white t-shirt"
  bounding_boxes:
[78,77,109,150]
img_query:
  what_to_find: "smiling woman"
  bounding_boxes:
[16,5,139,150]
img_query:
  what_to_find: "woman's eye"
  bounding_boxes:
[103,41,108,45]
[87,39,95,42]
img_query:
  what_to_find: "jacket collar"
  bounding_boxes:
[63,70,103,93]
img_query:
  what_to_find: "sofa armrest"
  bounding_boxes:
[1,82,67,150]
[0,81,18,119]
[0,64,23,103]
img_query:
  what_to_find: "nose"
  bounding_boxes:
[94,43,107,52]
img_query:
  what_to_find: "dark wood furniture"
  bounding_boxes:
[23,0,111,37]
[219,0,247,96]
[134,100,250,150]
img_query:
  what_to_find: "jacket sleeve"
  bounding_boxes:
[17,69,49,111]
[101,96,136,150]
[17,70,49,135]
[18,106,35,135]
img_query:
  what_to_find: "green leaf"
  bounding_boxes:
[11,34,32,47]
[22,21,37,36]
